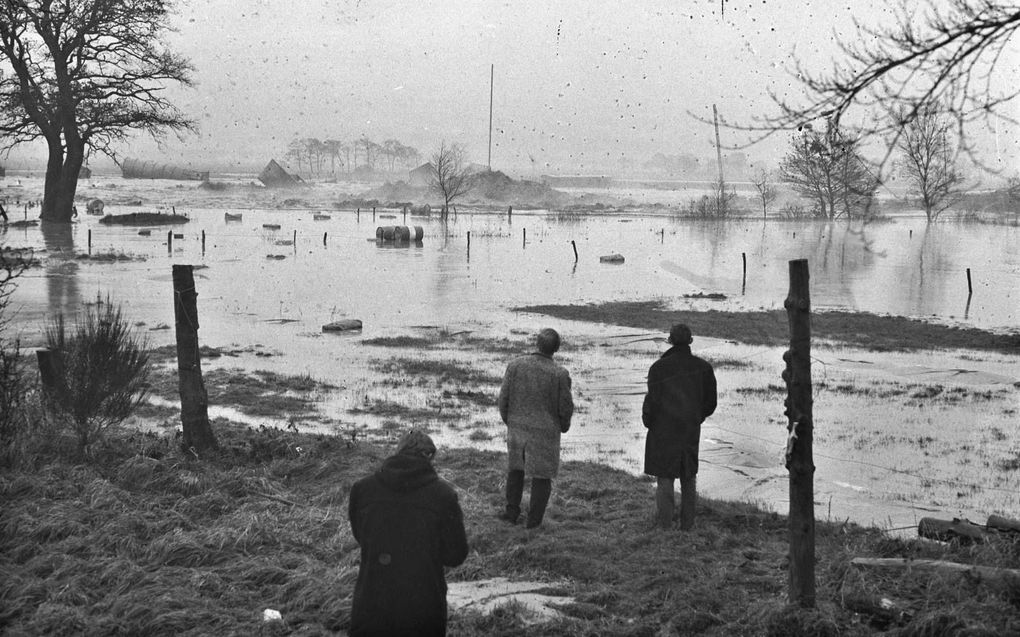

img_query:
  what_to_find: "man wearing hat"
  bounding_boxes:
[348,430,469,636]
[498,327,574,528]
[642,323,717,530]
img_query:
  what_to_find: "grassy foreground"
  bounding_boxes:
[2,422,1019,636]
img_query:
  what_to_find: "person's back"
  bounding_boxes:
[642,324,717,529]
[500,353,570,431]
[348,432,468,637]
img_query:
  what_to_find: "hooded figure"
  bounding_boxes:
[348,430,469,637]
[642,324,717,529]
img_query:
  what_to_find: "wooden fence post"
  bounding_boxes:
[783,258,815,608]
[172,264,217,453]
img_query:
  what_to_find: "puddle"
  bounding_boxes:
[446,577,573,622]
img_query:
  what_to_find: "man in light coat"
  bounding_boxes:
[498,327,574,528]
[643,323,717,530]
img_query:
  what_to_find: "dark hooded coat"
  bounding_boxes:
[348,453,469,637]
[642,345,718,479]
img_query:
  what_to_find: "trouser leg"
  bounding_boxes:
[526,478,552,528]
[502,469,525,523]
[655,477,675,529]
[679,474,697,530]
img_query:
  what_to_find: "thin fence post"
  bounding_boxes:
[167,231,173,253]
[88,229,92,254]
[523,228,526,248]
[783,258,815,608]
[741,252,747,294]
[201,230,206,255]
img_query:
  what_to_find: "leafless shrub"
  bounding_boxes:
[43,297,151,452]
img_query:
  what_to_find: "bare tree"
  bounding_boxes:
[751,167,779,219]
[0,0,195,223]
[428,142,472,220]
[779,122,879,220]
[759,1,1020,162]
[898,106,965,222]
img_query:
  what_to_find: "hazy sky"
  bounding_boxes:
[7,0,1020,176]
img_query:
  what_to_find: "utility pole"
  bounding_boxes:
[488,64,494,171]
[713,104,726,214]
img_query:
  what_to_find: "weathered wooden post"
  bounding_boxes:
[372,206,376,222]
[523,228,527,248]
[966,268,973,296]
[88,229,92,255]
[167,231,173,253]
[783,258,814,608]
[172,264,217,453]
[201,230,206,255]
[741,252,747,294]
[35,348,67,404]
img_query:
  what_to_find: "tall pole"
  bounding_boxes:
[488,64,494,171]
[783,259,815,607]
[713,104,725,212]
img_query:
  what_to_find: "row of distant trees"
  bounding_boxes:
[283,137,421,177]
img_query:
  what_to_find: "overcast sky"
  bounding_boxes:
[6,0,1020,176]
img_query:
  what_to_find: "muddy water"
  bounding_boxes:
[5,206,1017,336]
[2,184,1018,532]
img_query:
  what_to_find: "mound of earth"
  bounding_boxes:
[465,170,572,207]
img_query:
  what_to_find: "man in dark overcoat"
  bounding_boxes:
[642,324,717,530]
[498,327,574,528]
[348,430,469,636]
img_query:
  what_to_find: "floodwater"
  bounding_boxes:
[5,203,1017,338]
[2,176,1018,532]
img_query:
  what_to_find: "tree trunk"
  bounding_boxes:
[172,265,218,454]
[39,138,83,223]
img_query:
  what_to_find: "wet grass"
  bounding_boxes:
[3,423,1018,636]
[371,356,503,387]
[516,300,1020,354]
[147,367,339,418]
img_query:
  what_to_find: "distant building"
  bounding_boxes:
[258,159,304,188]
[408,162,434,187]
[122,157,209,181]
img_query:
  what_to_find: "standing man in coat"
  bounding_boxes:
[642,323,717,530]
[498,327,574,528]
[348,430,469,637]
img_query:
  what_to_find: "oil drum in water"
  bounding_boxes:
[375,225,424,242]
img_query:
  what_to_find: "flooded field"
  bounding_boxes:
[2,175,1018,533]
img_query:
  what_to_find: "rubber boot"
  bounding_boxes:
[679,475,697,531]
[655,478,675,529]
[501,470,525,524]
[525,478,552,528]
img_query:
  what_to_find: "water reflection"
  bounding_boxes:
[40,222,80,319]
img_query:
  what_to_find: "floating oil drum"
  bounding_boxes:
[375,225,423,242]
